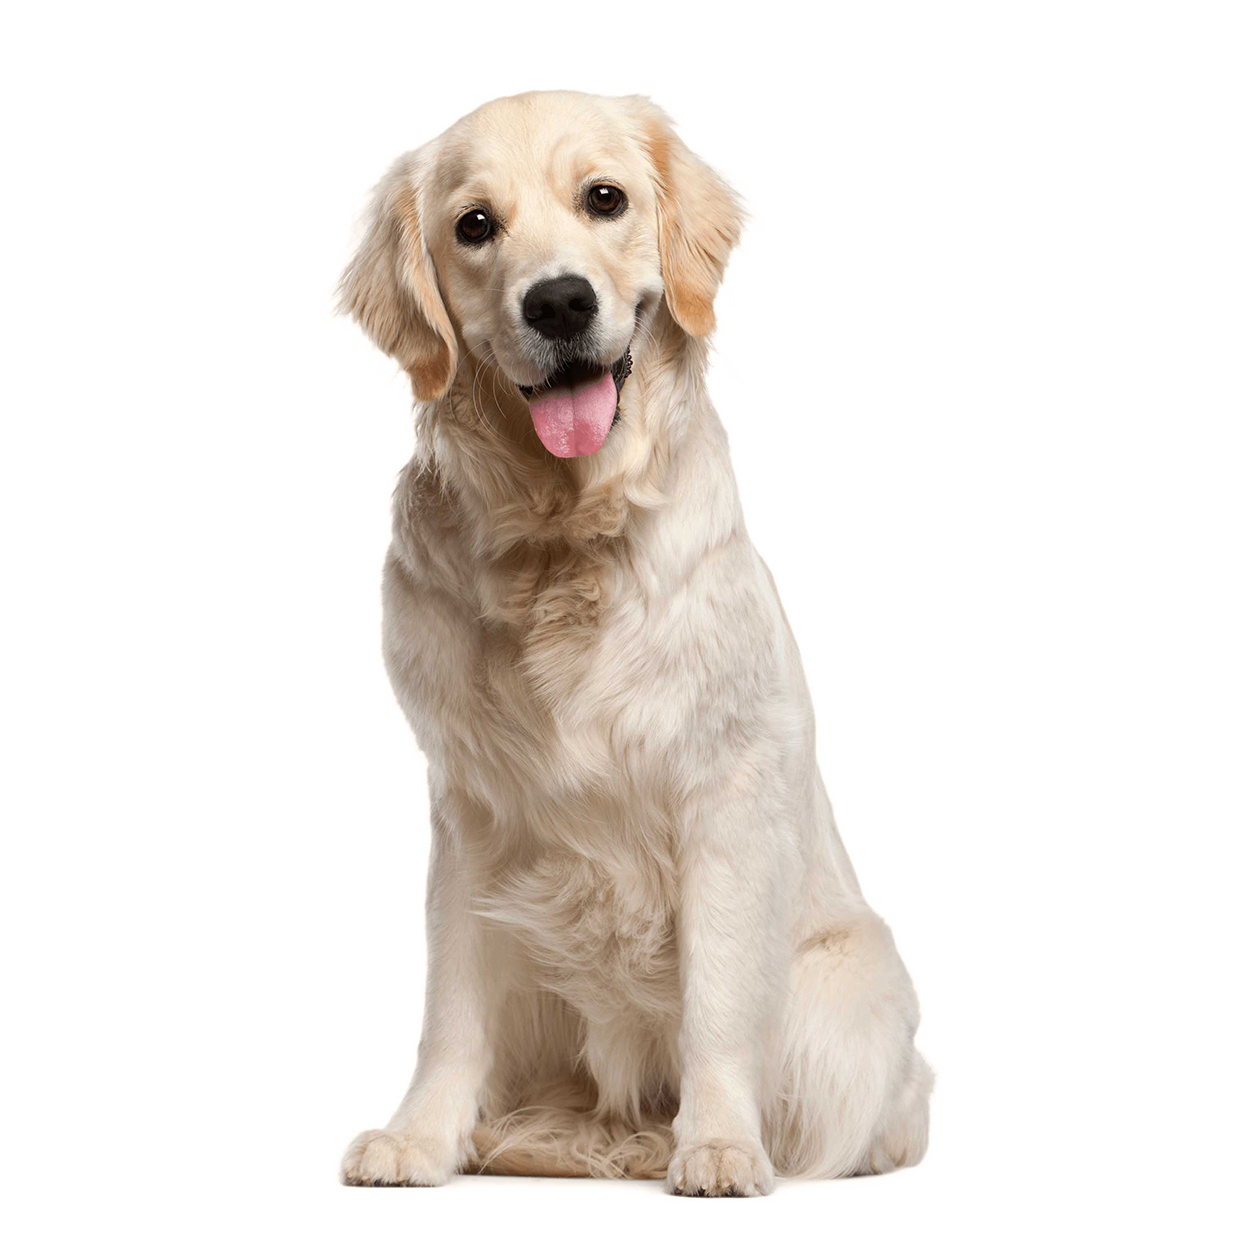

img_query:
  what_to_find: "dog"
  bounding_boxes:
[338,91,932,1196]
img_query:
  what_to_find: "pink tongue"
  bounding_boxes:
[527,372,617,458]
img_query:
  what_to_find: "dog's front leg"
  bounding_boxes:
[341,793,492,1187]
[667,778,786,1197]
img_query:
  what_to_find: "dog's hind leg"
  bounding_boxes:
[764,909,933,1178]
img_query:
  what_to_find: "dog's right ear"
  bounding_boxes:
[339,152,458,402]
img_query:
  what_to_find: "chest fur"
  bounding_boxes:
[466,542,666,790]
[477,848,680,1026]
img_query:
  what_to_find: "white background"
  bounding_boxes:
[4,2,1247,1246]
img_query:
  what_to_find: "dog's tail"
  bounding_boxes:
[468,1080,673,1180]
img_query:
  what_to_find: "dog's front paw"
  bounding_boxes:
[340,1129,455,1187]
[666,1138,776,1197]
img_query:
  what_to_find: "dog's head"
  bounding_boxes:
[341,92,742,458]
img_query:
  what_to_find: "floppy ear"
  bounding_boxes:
[339,151,458,401]
[634,101,744,337]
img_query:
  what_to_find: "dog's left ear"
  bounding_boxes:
[339,150,458,402]
[629,98,744,337]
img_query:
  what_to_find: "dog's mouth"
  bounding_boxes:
[517,348,633,458]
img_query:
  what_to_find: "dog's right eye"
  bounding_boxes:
[456,209,495,245]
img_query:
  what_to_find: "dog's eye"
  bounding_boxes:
[456,209,495,245]
[586,184,626,217]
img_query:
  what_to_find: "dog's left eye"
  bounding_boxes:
[586,184,626,217]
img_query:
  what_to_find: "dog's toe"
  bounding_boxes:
[666,1138,775,1197]
[340,1129,453,1187]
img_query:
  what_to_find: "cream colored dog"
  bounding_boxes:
[339,91,932,1196]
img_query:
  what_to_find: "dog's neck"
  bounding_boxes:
[414,306,707,560]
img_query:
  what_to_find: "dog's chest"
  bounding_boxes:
[471,556,685,793]
[469,564,685,1020]
[479,844,681,1025]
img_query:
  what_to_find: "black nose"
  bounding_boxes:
[522,275,598,341]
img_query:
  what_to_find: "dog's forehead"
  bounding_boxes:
[432,93,649,211]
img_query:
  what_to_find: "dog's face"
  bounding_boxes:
[343,93,742,457]
[424,96,664,456]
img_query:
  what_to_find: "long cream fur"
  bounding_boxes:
[338,91,932,1196]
